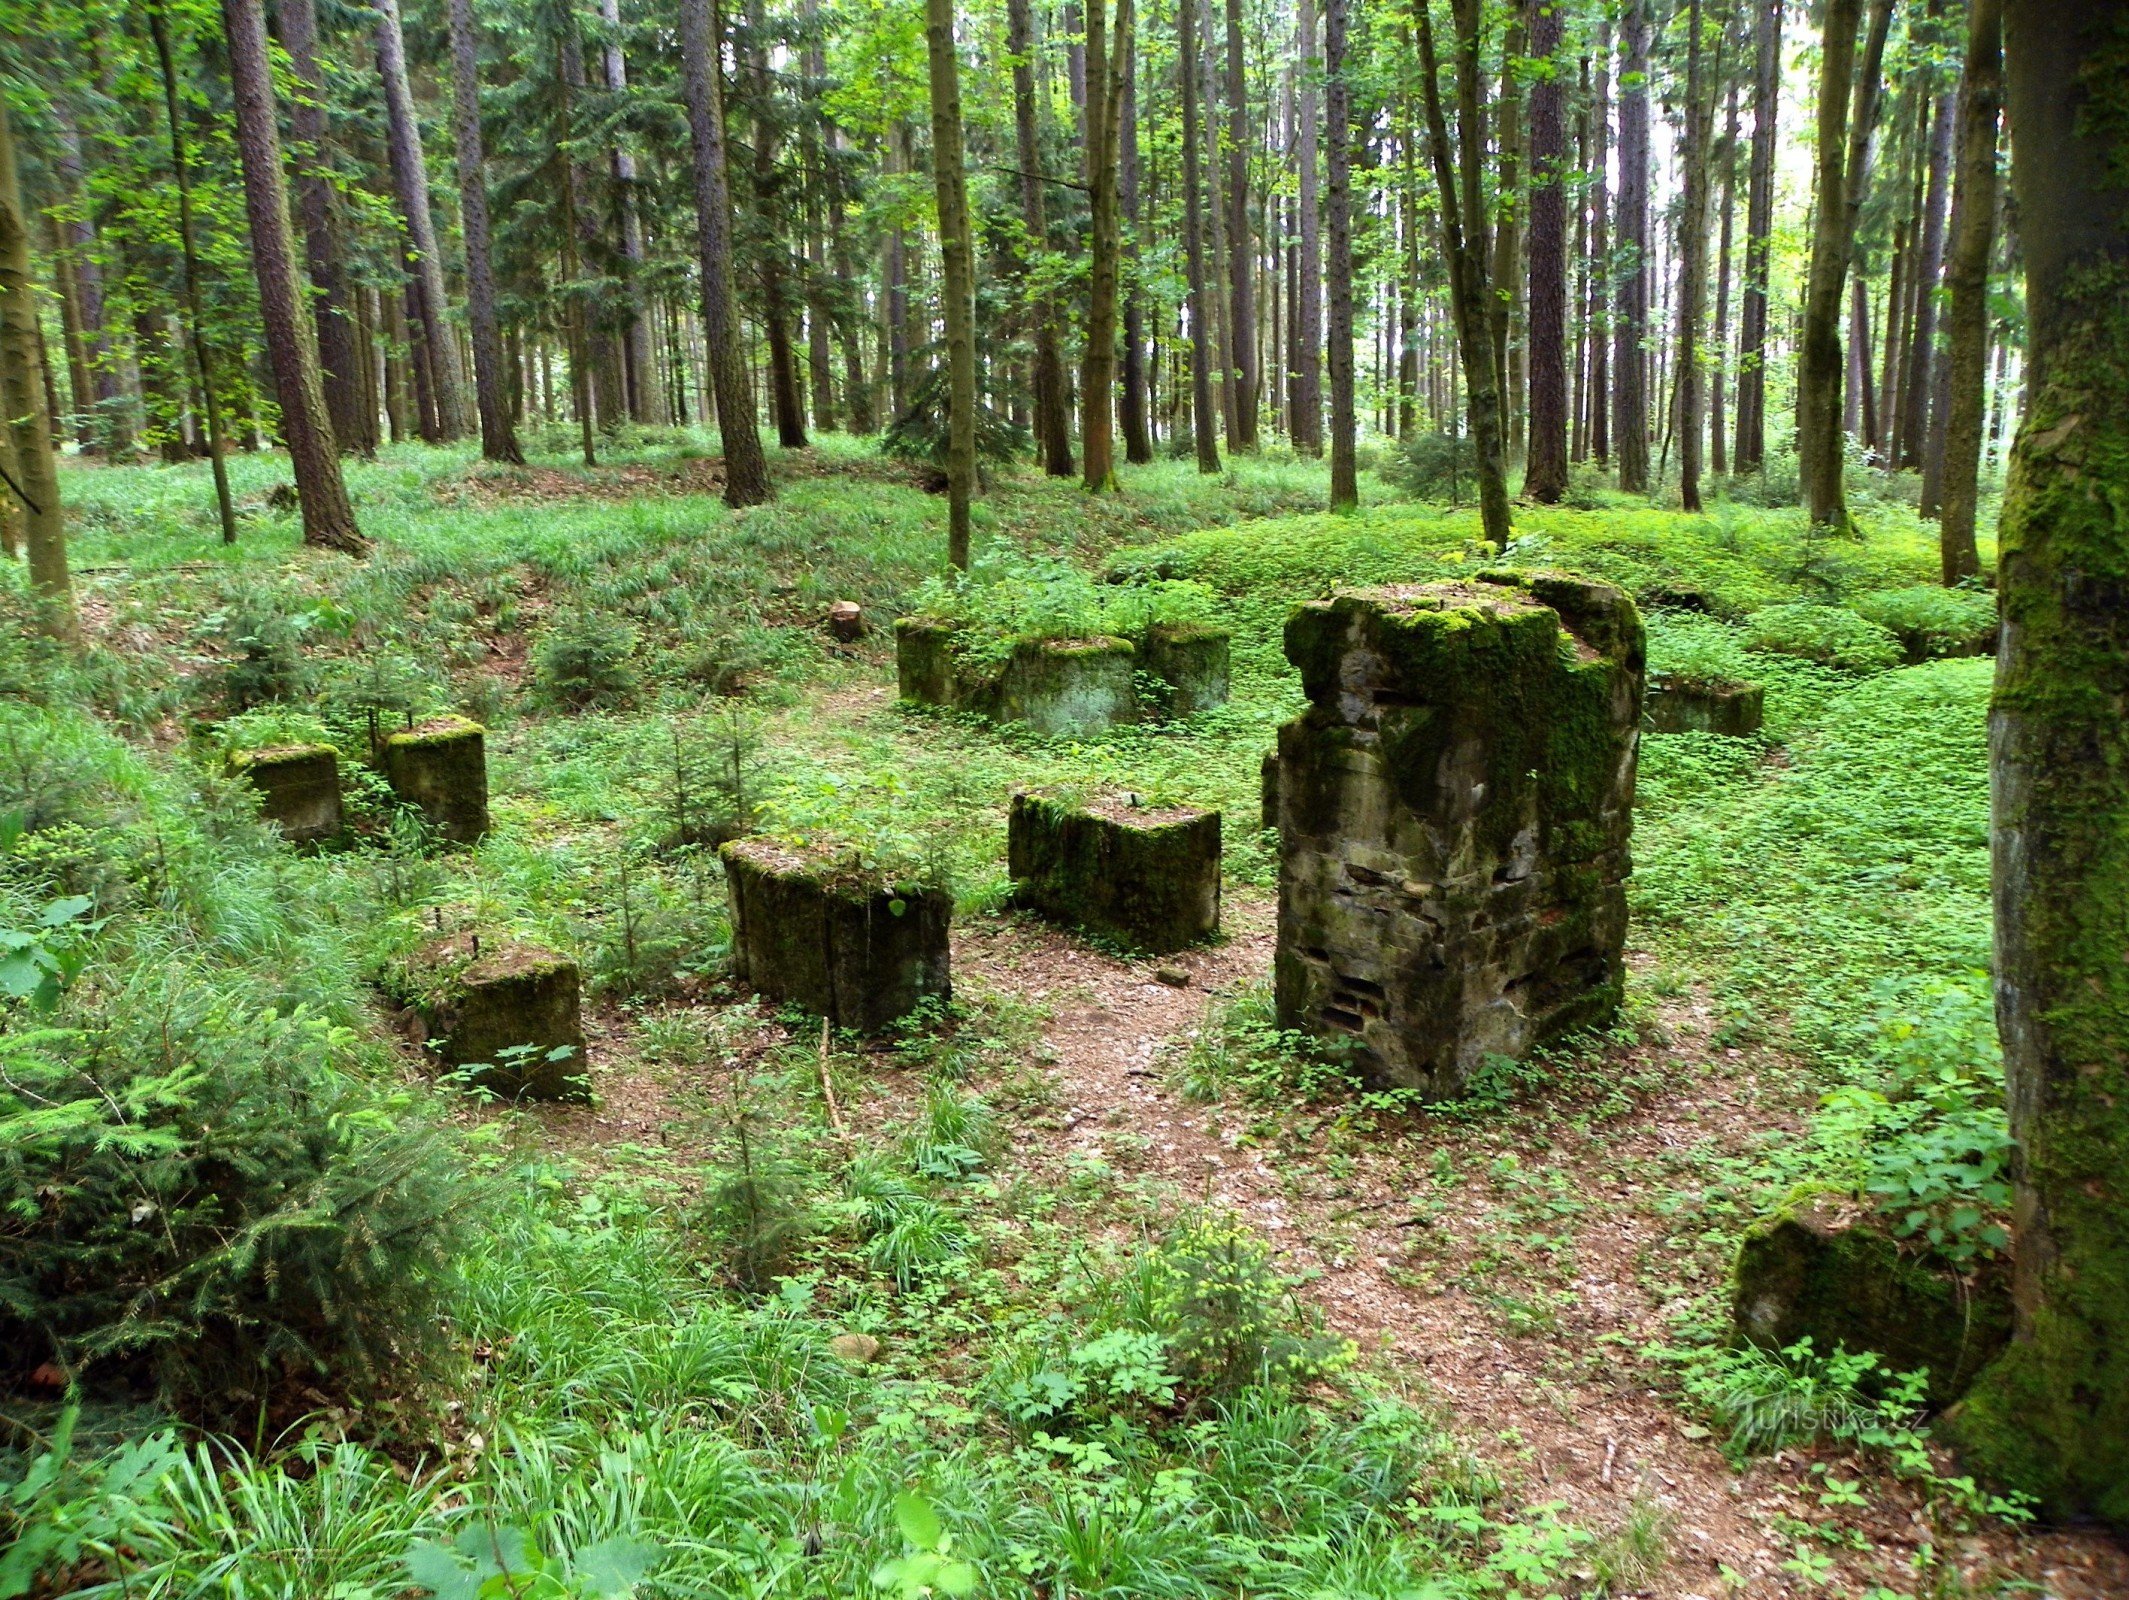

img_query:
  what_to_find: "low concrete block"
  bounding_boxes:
[1008,789,1221,952]
[1644,674,1764,736]
[384,716,489,845]
[411,936,590,1101]
[230,743,342,846]
[1136,623,1232,719]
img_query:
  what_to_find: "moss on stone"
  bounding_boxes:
[228,743,343,848]
[1007,788,1221,952]
[394,934,590,1102]
[382,717,489,845]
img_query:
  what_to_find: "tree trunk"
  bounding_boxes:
[1120,42,1153,464]
[1179,0,1222,474]
[1080,0,1130,491]
[375,0,469,442]
[1934,0,2001,584]
[52,104,130,456]
[1523,0,1568,503]
[1222,0,1257,449]
[1290,0,1324,455]
[556,44,598,467]
[1613,0,1652,492]
[1203,28,1237,448]
[603,0,665,426]
[746,0,808,450]
[149,0,238,541]
[223,0,363,551]
[679,0,772,506]
[1588,19,1612,465]
[1323,0,1357,509]
[0,101,73,635]
[1711,72,1739,478]
[1734,0,1779,473]
[1008,0,1074,475]
[1947,0,2129,1526]
[1676,0,1714,514]
[1904,52,1957,474]
[448,0,524,464]
[924,0,977,564]
[1491,8,1525,463]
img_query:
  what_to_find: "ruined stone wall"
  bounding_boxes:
[1271,573,1644,1095]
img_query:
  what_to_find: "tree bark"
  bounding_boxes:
[1904,43,1958,474]
[1080,0,1131,491]
[1946,0,2129,1526]
[1179,0,1222,474]
[1120,41,1153,464]
[1007,0,1073,476]
[1222,0,1257,449]
[1675,0,1714,513]
[924,0,977,563]
[1734,0,1780,473]
[746,0,808,449]
[679,0,772,506]
[1613,0,1652,492]
[1290,0,1323,455]
[447,0,524,464]
[223,0,363,551]
[1711,70,1740,478]
[1523,0,1568,503]
[1588,17,1612,465]
[375,0,470,441]
[1324,0,1357,509]
[1935,0,2001,584]
[603,0,665,426]
[1491,8,1525,463]
[52,103,128,456]
[0,100,74,636]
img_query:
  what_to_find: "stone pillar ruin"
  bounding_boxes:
[406,935,590,1101]
[1270,573,1644,1095]
[1008,789,1221,951]
[230,743,342,847]
[383,716,490,845]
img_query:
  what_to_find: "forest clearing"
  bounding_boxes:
[3,0,2127,1597]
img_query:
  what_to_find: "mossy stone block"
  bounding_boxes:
[989,636,1139,736]
[1008,789,1221,952]
[1645,675,1764,736]
[894,618,963,708]
[721,837,952,1032]
[1732,1186,2011,1405]
[1272,573,1644,1095]
[411,936,590,1101]
[230,743,342,847]
[384,716,489,845]
[1137,623,1232,719]
[1260,750,1281,834]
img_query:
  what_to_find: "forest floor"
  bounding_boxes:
[16,434,2128,1599]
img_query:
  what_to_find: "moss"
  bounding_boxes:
[228,741,337,771]
[385,715,487,750]
[1007,789,1222,952]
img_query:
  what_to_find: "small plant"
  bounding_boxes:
[1384,429,1476,503]
[870,1492,975,1600]
[406,1521,663,1598]
[1135,1212,1342,1395]
[0,1405,181,1599]
[534,613,639,708]
[1679,1339,1927,1462]
[695,1113,819,1293]
[881,365,1030,469]
[0,892,96,1009]
[1741,604,1904,672]
[1854,584,1998,661]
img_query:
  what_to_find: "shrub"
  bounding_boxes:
[1741,604,1904,672]
[198,591,345,711]
[1646,615,1760,691]
[881,366,1031,467]
[1382,431,1478,502]
[695,1124,819,1292]
[905,547,1218,661]
[534,613,638,708]
[1130,1212,1348,1396]
[1854,585,1998,661]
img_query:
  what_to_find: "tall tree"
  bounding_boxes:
[1934,0,2002,584]
[603,0,665,426]
[1008,0,1073,475]
[1079,0,1131,492]
[448,0,524,464]
[374,0,470,442]
[1523,0,1568,503]
[924,0,976,564]
[1946,0,2129,1527]
[1587,14,1612,464]
[1222,0,1257,449]
[222,0,364,552]
[51,103,126,456]
[1323,0,1355,509]
[1179,0,1222,473]
[1733,0,1780,472]
[1902,20,1958,476]
[1674,0,1714,512]
[1612,0,1652,492]
[0,99,73,636]
[1290,0,1324,455]
[1119,42,1153,464]
[679,0,772,506]
[745,0,808,449]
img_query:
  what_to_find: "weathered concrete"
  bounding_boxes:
[1271,573,1644,1095]
[1008,789,1221,951]
[1136,623,1232,719]
[1732,1186,2012,1404]
[410,935,590,1100]
[383,716,489,845]
[722,837,952,1032]
[230,743,342,847]
[1644,674,1764,736]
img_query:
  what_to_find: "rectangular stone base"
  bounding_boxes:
[384,717,489,844]
[231,743,342,846]
[412,936,590,1101]
[1645,675,1764,736]
[1008,790,1221,952]
[722,837,952,1032]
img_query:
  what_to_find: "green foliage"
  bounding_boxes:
[1854,584,2000,659]
[1741,604,1906,672]
[1680,1339,1927,1462]
[907,546,1219,668]
[1134,1213,1350,1396]
[0,1406,181,1600]
[534,614,641,709]
[871,1493,976,1600]
[694,1124,819,1293]
[1383,430,1478,502]
[406,1522,663,1598]
[881,366,1032,468]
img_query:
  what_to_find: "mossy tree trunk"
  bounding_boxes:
[1947,0,2129,1526]
[1178,0,1222,474]
[1612,0,1652,493]
[0,100,74,639]
[924,0,977,565]
[1935,0,2003,587]
[447,0,524,467]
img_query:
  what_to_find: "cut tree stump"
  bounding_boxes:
[409,935,590,1100]
[1644,674,1764,736]
[383,716,489,844]
[1732,1185,2011,1404]
[230,743,342,847]
[1008,789,1221,952]
[1271,573,1644,1096]
[721,837,952,1032]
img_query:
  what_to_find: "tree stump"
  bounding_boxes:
[1271,573,1644,1096]
[1644,674,1764,736]
[408,935,590,1100]
[383,716,489,844]
[1008,789,1221,952]
[229,743,342,847]
[1732,1186,2011,1405]
[1137,622,1232,718]
[721,837,952,1032]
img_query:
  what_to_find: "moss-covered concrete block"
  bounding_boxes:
[894,618,963,708]
[1008,789,1221,952]
[1260,750,1281,835]
[407,935,590,1101]
[1137,623,1231,719]
[1644,674,1764,736]
[230,743,342,847]
[1271,573,1644,1095]
[988,637,1139,736]
[1732,1186,2011,1405]
[383,716,489,845]
[721,837,952,1032]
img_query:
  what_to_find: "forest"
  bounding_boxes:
[1,0,2126,1594]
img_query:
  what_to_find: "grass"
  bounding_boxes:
[4,433,2037,1598]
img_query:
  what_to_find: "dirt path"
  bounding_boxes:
[958,898,2129,1600]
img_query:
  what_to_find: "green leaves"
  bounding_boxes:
[871,1493,975,1600]
[404,1524,662,1600]
[0,894,97,1009]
